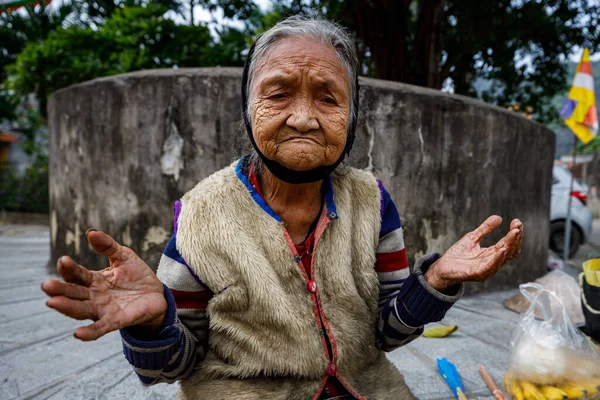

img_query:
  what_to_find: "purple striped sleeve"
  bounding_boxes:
[375,183,464,352]
[379,184,402,238]
[173,200,182,234]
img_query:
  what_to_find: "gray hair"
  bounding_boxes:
[245,15,359,133]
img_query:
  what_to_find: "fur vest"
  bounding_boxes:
[175,159,414,400]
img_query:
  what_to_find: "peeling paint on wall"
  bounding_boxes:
[160,124,184,181]
[142,226,170,252]
[122,224,132,247]
[413,219,450,262]
[365,122,375,172]
[65,224,81,255]
[418,127,425,160]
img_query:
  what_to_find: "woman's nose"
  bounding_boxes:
[286,103,319,133]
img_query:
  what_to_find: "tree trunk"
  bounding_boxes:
[347,0,412,82]
[190,0,194,26]
[413,0,445,88]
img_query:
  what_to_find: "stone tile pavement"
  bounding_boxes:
[0,224,525,400]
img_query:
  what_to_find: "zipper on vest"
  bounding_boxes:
[309,212,367,400]
[316,301,333,362]
[282,209,365,399]
[282,210,335,365]
[309,214,338,376]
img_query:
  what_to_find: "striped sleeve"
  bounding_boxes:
[120,201,212,385]
[375,183,464,352]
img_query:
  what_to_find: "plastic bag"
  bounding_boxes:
[504,283,600,400]
[504,270,585,326]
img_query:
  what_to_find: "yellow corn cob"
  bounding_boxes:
[556,384,587,399]
[580,383,599,396]
[540,385,568,400]
[504,375,513,395]
[520,381,545,400]
[504,375,524,400]
[512,381,525,400]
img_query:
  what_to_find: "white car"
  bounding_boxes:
[550,165,593,258]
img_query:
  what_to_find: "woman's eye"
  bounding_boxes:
[322,97,337,105]
[269,93,287,100]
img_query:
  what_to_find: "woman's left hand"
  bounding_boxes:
[424,215,523,291]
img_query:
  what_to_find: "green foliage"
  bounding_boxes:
[577,137,600,154]
[1,1,252,118]
[444,0,597,124]
[5,4,230,98]
[0,155,49,214]
[0,1,78,118]
[0,91,17,121]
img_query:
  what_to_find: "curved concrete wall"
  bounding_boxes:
[48,68,555,294]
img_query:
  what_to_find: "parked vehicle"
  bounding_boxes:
[550,165,593,258]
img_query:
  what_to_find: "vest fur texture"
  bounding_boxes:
[176,161,415,400]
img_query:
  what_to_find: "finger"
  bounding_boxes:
[57,256,94,286]
[494,228,520,251]
[75,316,118,341]
[469,215,503,243]
[86,230,132,262]
[507,225,524,260]
[46,296,98,321]
[510,219,523,231]
[41,279,90,300]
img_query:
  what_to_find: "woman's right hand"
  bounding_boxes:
[41,230,167,341]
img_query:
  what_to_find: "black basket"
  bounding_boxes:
[580,273,600,342]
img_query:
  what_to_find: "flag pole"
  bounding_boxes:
[561,39,595,261]
[563,135,578,261]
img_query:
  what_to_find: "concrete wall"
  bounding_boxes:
[48,68,555,294]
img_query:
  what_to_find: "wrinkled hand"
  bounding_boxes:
[424,216,523,291]
[41,230,167,341]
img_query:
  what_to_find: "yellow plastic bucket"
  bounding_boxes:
[582,258,600,287]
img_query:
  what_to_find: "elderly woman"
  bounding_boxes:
[42,16,523,400]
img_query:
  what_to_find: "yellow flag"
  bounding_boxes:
[561,47,598,144]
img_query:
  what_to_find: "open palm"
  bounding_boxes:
[425,215,524,290]
[41,230,167,341]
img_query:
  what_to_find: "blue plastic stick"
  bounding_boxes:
[437,357,465,399]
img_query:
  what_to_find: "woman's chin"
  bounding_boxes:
[275,147,326,171]
[278,159,321,171]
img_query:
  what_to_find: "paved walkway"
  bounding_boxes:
[0,224,524,400]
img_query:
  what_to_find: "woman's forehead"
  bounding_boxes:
[253,37,349,89]
[257,69,346,89]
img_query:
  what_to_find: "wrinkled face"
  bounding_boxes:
[249,37,351,171]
